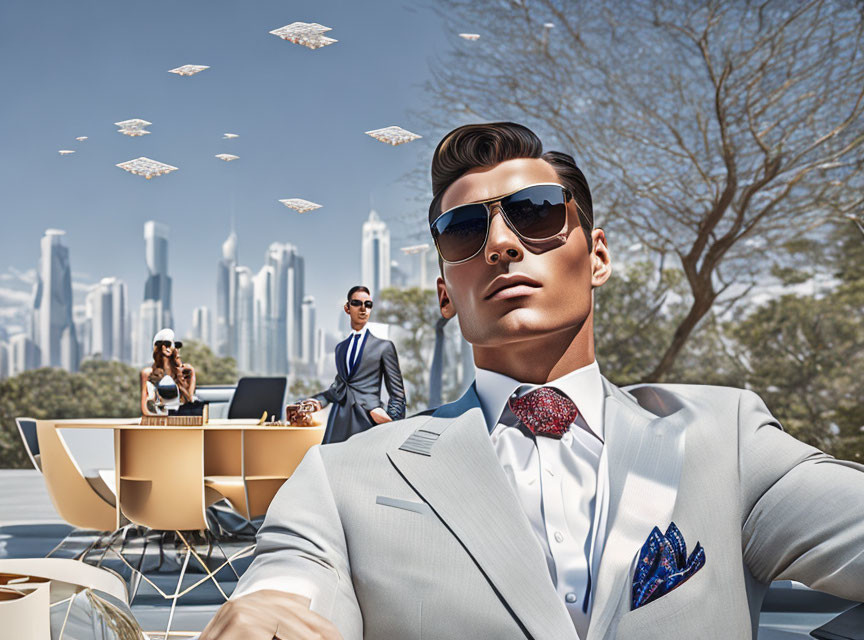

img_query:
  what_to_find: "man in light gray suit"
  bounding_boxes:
[306,286,406,444]
[201,123,864,640]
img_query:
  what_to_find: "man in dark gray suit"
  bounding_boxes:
[306,286,406,444]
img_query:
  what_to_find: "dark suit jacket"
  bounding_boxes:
[312,331,406,444]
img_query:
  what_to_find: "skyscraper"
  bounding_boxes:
[137,222,173,363]
[253,264,275,374]
[361,210,391,298]
[234,266,254,374]
[0,341,9,380]
[191,306,212,348]
[301,295,316,366]
[31,229,79,371]
[216,232,238,358]
[266,242,304,374]
[85,277,129,362]
[9,333,40,376]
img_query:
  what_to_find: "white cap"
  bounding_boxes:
[153,328,175,346]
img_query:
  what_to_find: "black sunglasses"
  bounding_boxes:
[349,300,373,309]
[430,183,572,264]
[155,340,182,350]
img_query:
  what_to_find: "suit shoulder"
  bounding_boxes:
[622,382,748,416]
[318,413,432,462]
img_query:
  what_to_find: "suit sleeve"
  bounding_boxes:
[231,446,363,639]
[382,340,406,420]
[311,381,338,409]
[738,389,864,600]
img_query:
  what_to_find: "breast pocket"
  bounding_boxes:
[614,562,711,637]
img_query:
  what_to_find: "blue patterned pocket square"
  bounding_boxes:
[631,522,705,610]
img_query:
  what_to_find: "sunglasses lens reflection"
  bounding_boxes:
[433,203,488,263]
[505,185,568,240]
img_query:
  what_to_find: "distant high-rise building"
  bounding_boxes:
[9,333,40,376]
[301,295,316,365]
[31,229,79,371]
[216,232,238,358]
[0,341,9,380]
[137,222,173,364]
[190,306,212,348]
[85,277,129,362]
[266,243,304,374]
[253,265,275,374]
[361,210,391,298]
[234,266,254,374]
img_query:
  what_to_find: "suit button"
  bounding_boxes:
[565,592,577,604]
[554,531,564,543]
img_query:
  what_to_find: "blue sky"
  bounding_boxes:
[0,0,450,335]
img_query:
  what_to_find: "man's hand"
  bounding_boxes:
[303,398,323,412]
[199,590,342,640]
[369,407,393,424]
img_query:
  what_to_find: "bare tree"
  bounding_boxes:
[420,0,864,381]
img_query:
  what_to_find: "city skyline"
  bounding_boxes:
[0,0,451,341]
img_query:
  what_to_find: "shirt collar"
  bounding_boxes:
[349,326,369,340]
[473,360,605,442]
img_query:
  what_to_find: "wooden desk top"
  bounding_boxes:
[50,418,325,431]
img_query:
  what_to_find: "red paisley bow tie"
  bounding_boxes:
[508,386,579,439]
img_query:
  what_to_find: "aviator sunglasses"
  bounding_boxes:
[430,183,572,264]
[349,300,374,309]
[155,340,182,350]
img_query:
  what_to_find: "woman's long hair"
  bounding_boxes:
[149,345,193,403]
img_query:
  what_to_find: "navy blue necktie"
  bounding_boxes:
[347,333,361,376]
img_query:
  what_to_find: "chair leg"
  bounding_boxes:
[175,530,229,601]
[164,546,191,639]
[128,532,150,604]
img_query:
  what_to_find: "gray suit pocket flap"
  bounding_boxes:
[376,496,432,515]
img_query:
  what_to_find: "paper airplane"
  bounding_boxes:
[458,33,480,40]
[116,157,178,180]
[58,150,75,155]
[75,136,88,141]
[223,133,239,139]
[278,198,322,213]
[365,125,422,146]
[168,64,210,76]
[115,119,152,137]
[269,22,337,49]
[215,154,239,162]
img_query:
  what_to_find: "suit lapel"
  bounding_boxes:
[335,337,350,380]
[388,387,579,640]
[586,379,688,640]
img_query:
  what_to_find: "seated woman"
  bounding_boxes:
[139,328,199,416]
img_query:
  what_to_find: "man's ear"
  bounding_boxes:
[590,228,612,287]
[437,276,456,319]
[343,303,350,314]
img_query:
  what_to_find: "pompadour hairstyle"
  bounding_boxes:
[428,122,593,246]
[347,285,371,302]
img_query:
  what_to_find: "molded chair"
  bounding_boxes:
[34,421,118,533]
[15,417,41,472]
[227,377,288,421]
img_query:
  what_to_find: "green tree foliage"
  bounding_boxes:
[0,359,139,468]
[179,340,238,386]
[376,287,440,413]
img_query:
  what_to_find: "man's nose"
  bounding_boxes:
[484,205,524,265]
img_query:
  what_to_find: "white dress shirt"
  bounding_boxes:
[344,326,369,374]
[474,360,606,638]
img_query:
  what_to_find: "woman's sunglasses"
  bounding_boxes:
[349,300,373,309]
[155,340,182,349]
[430,183,572,264]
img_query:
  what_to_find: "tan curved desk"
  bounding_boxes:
[50,419,326,529]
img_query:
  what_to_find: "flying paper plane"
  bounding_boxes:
[115,119,152,137]
[365,126,422,146]
[75,136,88,141]
[223,133,239,139]
[116,157,177,180]
[278,198,322,213]
[269,22,337,49]
[168,65,210,76]
[58,150,75,155]
[215,154,239,162]
[458,33,480,40]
